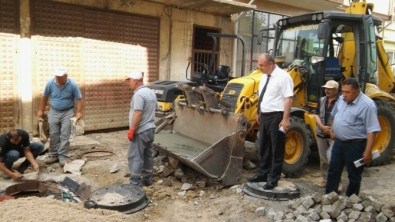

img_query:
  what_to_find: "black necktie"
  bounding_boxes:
[257,75,271,114]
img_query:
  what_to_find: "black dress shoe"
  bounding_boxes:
[263,181,278,190]
[248,175,267,182]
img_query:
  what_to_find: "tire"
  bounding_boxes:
[368,100,395,166]
[282,116,312,177]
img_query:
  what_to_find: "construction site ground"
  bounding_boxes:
[0,129,394,222]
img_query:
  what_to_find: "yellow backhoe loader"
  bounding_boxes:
[151,0,395,186]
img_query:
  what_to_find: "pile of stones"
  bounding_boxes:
[262,192,395,222]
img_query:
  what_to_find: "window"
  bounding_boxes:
[236,10,287,75]
[387,51,395,74]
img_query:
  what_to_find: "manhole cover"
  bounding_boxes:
[243,180,300,200]
[86,184,148,214]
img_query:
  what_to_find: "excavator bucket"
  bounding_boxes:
[153,84,248,186]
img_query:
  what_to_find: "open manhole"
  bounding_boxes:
[243,180,300,200]
[4,179,85,202]
[4,181,48,198]
[85,183,149,214]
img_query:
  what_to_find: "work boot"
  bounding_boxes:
[44,154,59,165]
[248,175,268,183]
[130,176,142,187]
[263,181,278,190]
[59,159,68,167]
[142,175,153,186]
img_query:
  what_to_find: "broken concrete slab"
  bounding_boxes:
[63,159,87,175]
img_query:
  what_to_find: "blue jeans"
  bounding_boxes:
[3,142,44,170]
[326,139,365,196]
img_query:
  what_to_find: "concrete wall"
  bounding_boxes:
[253,1,313,16]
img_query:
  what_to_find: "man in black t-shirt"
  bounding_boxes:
[0,129,44,180]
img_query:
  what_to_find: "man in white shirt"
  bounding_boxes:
[248,53,294,190]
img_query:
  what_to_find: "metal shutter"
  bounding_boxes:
[0,0,19,132]
[33,1,160,131]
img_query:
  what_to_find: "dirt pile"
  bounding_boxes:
[0,196,139,222]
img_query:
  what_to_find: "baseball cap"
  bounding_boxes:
[322,80,338,89]
[54,67,68,76]
[125,71,143,80]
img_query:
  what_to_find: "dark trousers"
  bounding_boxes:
[128,128,155,185]
[257,112,285,183]
[326,139,365,196]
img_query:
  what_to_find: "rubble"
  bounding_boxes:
[261,192,395,221]
[63,159,86,175]
[255,206,266,216]
[153,152,221,190]
[109,163,120,173]
[181,183,193,191]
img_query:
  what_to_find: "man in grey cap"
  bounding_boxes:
[125,71,157,187]
[37,67,83,166]
[314,80,339,188]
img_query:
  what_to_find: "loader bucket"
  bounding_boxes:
[153,85,248,186]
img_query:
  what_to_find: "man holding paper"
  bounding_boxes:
[326,78,381,196]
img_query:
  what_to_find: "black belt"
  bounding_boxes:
[261,111,283,116]
[51,107,74,111]
[341,139,366,143]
